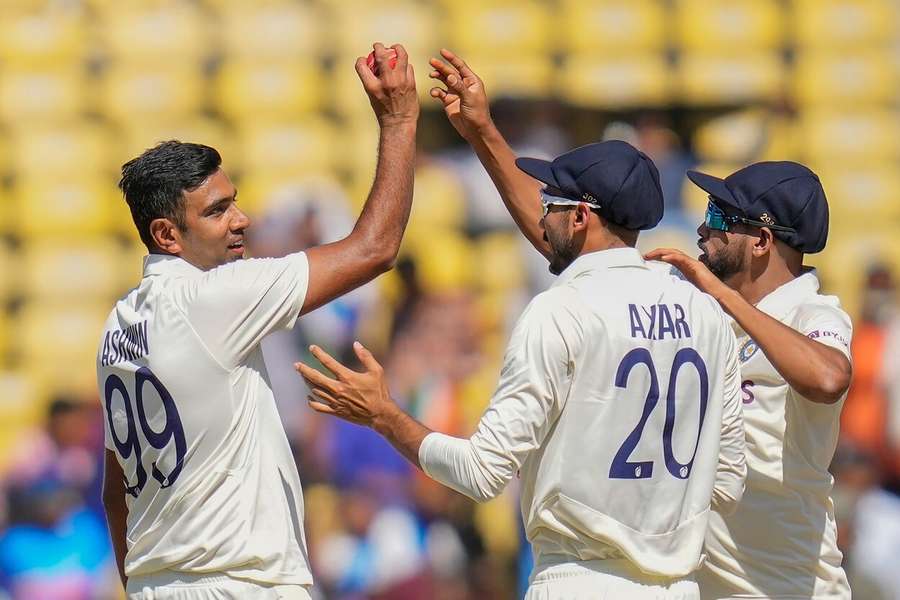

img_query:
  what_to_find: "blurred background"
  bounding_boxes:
[0,0,899,598]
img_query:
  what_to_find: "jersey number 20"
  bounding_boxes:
[609,348,709,480]
[104,368,187,497]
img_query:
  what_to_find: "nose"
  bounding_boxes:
[697,222,708,238]
[232,205,251,231]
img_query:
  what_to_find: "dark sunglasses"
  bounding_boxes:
[704,200,797,234]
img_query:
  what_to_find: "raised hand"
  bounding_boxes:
[644,248,729,300]
[428,48,491,139]
[356,43,419,128]
[295,342,396,428]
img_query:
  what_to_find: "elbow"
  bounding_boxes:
[808,366,852,405]
[361,241,399,276]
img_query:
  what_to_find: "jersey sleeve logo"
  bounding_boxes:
[739,339,759,363]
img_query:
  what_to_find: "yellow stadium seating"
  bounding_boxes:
[458,54,554,99]
[0,68,87,124]
[99,65,205,124]
[13,176,119,238]
[214,60,323,122]
[330,1,439,65]
[218,2,324,60]
[443,0,550,57]
[792,0,898,49]
[0,10,86,67]
[799,109,900,165]
[21,239,129,302]
[793,51,898,107]
[334,115,380,198]
[403,230,475,293]
[558,53,670,108]
[473,232,526,292]
[234,118,339,182]
[236,174,350,224]
[694,110,769,164]
[674,0,784,51]
[9,123,117,177]
[816,165,900,225]
[95,3,209,65]
[680,162,743,218]
[0,240,15,301]
[0,371,41,429]
[557,0,666,53]
[676,53,785,104]
[405,162,468,244]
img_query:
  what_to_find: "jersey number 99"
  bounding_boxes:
[609,348,709,480]
[104,368,187,497]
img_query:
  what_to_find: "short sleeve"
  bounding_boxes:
[794,302,853,360]
[182,252,309,367]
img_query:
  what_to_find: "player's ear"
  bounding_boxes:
[149,218,183,255]
[751,227,775,257]
[572,203,591,232]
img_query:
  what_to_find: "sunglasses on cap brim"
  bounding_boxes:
[705,199,797,234]
[540,188,601,218]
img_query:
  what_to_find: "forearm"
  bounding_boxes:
[717,288,851,404]
[463,122,549,258]
[351,121,417,263]
[372,401,432,469]
[103,493,128,586]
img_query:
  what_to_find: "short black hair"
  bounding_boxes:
[119,140,222,250]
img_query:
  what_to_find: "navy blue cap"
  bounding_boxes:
[516,140,664,231]
[688,161,829,253]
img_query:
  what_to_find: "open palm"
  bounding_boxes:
[429,49,491,139]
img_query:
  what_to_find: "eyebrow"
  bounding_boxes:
[202,189,237,216]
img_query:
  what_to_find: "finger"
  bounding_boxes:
[391,43,409,70]
[307,396,337,416]
[440,48,476,79]
[406,62,416,88]
[310,344,353,379]
[354,56,379,90]
[310,386,339,406]
[429,57,460,82]
[295,361,341,392]
[353,341,383,374]
[430,86,447,100]
[644,248,683,261]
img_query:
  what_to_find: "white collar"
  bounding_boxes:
[755,268,821,319]
[142,254,204,278]
[553,247,646,287]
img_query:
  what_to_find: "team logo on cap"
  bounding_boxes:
[739,338,759,363]
[759,212,775,225]
[581,192,599,205]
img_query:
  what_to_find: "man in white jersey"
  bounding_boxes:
[98,44,419,600]
[296,140,748,599]
[646,163,853,600]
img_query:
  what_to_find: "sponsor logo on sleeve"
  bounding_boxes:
[807,330,850,348]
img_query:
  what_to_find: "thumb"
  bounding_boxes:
[353,341,383,373]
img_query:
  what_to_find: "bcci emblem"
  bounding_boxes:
[739,339,759,363]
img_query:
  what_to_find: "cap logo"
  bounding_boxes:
[759,212,774,225]
[581,192,599,205]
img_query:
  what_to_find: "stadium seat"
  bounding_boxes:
[793,51,898,107]
[676,52,785,104]
[473,232,526,292]
[237,174,351,227]
[234,118,339,182]
[218,2,324,60]
[13,176,119,238]
[21,239,128,302]
[0,239,15,302]
[792,0,898,49]
[0,68,87,124]
[694,110,769,164]
[557,53,670,108]
[405,162,468,244]
[443,0,550,58]
[799,109,900,165]
[0,9,86,67]
[674,0,783,51]
[815,165,900,226]
[404,230,475,293]
[331,1,438,66]
[100,65,205,124]
[214,60,323,122]
[333,115,380,198]
[9,122,117,177]
[0,371,42,432]
[96,3,209,65]
[455,54,554,99]
[556,0,666,54]
[680,162,743,219]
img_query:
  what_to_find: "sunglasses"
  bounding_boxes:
[541,188,601,218]
[704,200,797,234]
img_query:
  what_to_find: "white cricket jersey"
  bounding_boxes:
[419,248,747,578]
[97,253,312,585]
[699,270,852,600]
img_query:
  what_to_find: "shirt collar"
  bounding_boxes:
[553,247,646,287]
[143,253,204,278]
[755,268,821,318]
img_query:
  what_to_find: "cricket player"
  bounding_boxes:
[426,48,853,599]
[297,139,747,599]
[98,44,418,600]
[646,164,853,600]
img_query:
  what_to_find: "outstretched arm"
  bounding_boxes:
[429,49,549,258]
[301,43,420,315]
[646,248,852,405]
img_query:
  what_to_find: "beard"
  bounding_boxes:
[702,243,745,281]
[546,227,580,276]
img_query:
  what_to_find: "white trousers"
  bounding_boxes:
[126,572,312,600]
[525,559,700,600]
